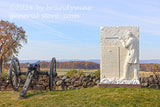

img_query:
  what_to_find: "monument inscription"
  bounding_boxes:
[100,26,140,85]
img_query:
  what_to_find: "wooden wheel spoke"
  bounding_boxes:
[12,75,17,88]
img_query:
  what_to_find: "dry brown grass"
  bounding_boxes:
[3,68,97,76]
[139,71,160,77]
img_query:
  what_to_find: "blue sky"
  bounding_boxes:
[0,0,160,60]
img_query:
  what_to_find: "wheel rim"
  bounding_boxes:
[10,57,21,91]
[49,57,56,91]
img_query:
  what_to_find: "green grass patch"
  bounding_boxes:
[0,87,160,107]
[1,72,9,79]
[66,69,84,77]
[91,69,100,77]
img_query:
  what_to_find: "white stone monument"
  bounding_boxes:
[99,26,141,88]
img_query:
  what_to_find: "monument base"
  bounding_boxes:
[98,83,141,88]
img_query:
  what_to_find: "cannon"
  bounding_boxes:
[9,57,57,98]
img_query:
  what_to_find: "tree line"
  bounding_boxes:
[19,62,160,72]
[20,61,100,69]
[3,61,160,71]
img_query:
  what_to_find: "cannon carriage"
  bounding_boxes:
[9,57,57,98]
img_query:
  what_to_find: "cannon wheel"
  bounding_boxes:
[10,57,21,91]
[49,57,56,91]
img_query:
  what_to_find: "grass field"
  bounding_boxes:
[20,68,97,75]
[0,86,160,107]
[5,67,157,77]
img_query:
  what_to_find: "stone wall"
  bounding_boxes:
[0,75,100,91]
[1,74,160,91]
[140,74,160,89]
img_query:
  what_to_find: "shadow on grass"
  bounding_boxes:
[24,91,46,99]
[23,89,68,99]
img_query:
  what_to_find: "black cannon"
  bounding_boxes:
[9,57,57,98]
